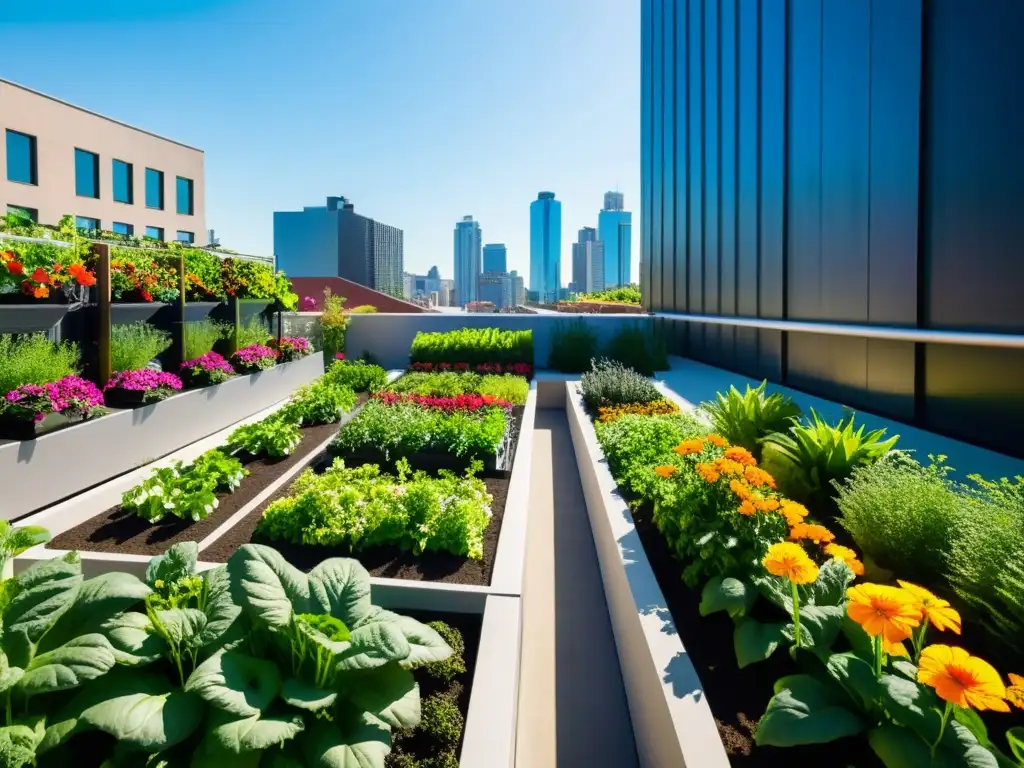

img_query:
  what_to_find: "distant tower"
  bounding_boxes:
[598,191,632,288]
[483,243,508,274]
[603,191,624,211]
[453,216,482,307]
[529,192,562,303]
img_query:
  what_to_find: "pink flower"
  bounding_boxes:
[335,352,346,361]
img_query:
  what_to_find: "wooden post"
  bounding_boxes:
[227,296,241,356]
[94,243,112,387]
[172,255,187,367]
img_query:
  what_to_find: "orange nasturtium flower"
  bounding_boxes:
[897,581,962,635]
[846,583,923,643]
[763,542,819,585]
[881,635,910,658]
[705,433,728,448]
[789,523,835,545]
[824,543,865,576]
[695,463,720,483]
[1006,673,1024,710]
[673,439,705,456]
[724,446,757,466]
[918,645,1009,712]
[780,499,810,527]
[653,465,677,479]
[737,500,757,516]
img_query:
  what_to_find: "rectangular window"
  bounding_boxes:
[176,230,194,244]
[145,168,164,209]
[112,222,134,236]
[6,205,38,223]
[144,226,164,241]
[75,148,100,198]
[176,176,194,215]
[5,130,37,185]
[112,159,133,204]
[75,216,100,232]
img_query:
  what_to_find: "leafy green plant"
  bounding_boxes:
[578,358,662,411]
[388,371,529,405]
[423,621,466,684]
[763,409,898,513]
[226,418,302,458]
[319,288,348,362]
[602,322,668,376]
[548,318,599,373]
[699,380,802,462]
[595,411,706,496]
[183,319,230,361]
[277,378,357,426]
[0,334,80,395]
[259,458,493,558]
[349,304,377,313]
[409,328,533,366]
[324,358,388,393]
[235,316,271,348]
[121,449,246,523]
[110,321,172,372]
[575,283,642,304]
[0,520,49,576]
[182,248,224,298]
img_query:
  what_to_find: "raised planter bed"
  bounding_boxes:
[0,301,75,332]
[0,351,324,520]
[0,410,90,441]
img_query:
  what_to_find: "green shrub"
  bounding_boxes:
[420,690,464,747]
[475,374,529,405]
[424,621,466,684]
[0,334,80,395]
[578,358,662,411]
[349,304,377,313]
[595,411,706,497]
[410,328,533,366]
[325,359,388,393]
[182,248,224,297]
[236,315,271,348]
[320,288,348,361]
[548,318,599,373]
[388,372,528,405]
[602,322,668,376]
[698,380,801,461]
[183,318,229,360]
[110,321,171,372]
[577,283,642,304]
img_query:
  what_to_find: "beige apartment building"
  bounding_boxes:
[0,78,205,244]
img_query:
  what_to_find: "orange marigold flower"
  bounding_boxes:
[755,497,780,513]
[824,543,865,576]
[918,645,1009,712]
[743,465,776,488]
[673,438,705,456]
[1007,673,1024,710]
[780,499,810,526]
[653,465,677,478]
[724,446,757,466]
[730,479,752,501]
[695,463,720,483]
[847,583,923,643]
[882,636,910,658]
[32,284,49,299]
[705,433,728,448]
[897,580,962,635]
[762,542,818,585]
[713,458,746,477]
[789,523,835,544]
[738,499,757,516]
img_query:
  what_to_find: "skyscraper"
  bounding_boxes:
[529,191,561,304]
[571,226,597,293]
[509,270,525,306]
[453,215,482,307]
[598,192,632,289]
[482,244,507,274]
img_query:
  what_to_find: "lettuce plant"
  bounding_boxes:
[226,417,302,458]
[276,379,357,426]
[324,359,388,393]
[122,449,246,523]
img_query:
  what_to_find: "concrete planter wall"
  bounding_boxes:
[0,351,324,520]
[565,382,729,768]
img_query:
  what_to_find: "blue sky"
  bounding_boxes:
[2,0,640,285]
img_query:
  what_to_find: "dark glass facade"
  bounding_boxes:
[145,168,164,209]
[6,130,36,184]
[74,148,99,198]
[642,0,1024,457]
[113,159,133,204]
[176,176,194,216]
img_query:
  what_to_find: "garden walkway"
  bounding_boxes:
[515,408,639,767]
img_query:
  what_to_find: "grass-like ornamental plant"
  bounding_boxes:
[259,458,492,558]
[183,318,230,361]
[548,318,600,373]
[699,380,802,462]
[323,358,388,393]
[409,327,533,366]
[578,358,662,411]
[231,343,278,373]
[602,323,668,376]
[110,321,172,372]
[103,369,183,404]
[235,315,272,348]
[180,351,234,386]
[226,417,302,458]
[122,449,246,523]
[0,333,80,396]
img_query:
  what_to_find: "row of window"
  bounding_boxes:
[5,129,194,216]
[6,204,193,244]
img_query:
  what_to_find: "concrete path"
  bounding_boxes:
[515,409,639,767]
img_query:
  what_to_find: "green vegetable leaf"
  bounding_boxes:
[878,673,943,743]
[301,716,390,768]
[825,652,882,714]
[227,545,311,631]
[154,608,208,648]
[5,525,51,556]
[3,554,82,667]
[102,612,166,665]
[342,665,419,729]
[1007,727,1024,763]
[199,566,245,650]
[784,604,844,657]
[209,711,305,754]
[700,576,757,619]
[307,557,373,628]
[0,652,24,694]
[37,572,150,654]
[336,616,410,672]
[804,559,856,606]
[186,650,281,718]
[145,542,199,589]
[17,633,116,695]
[733,618,786,668]
[869,724,934,768]
[0,724,39,768]
[755,674,865,747]
[281,678,337,712]
[395,616,453,669]
[751,571,793,613]
[190,737,263,768]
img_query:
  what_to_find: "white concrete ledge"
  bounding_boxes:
[565,383,729,768]
[1,352,325,521]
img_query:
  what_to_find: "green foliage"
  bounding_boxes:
[235,316,271,348]
[324,359,388,393]
[388,371,529,405]
[121,449,246,523]
[258,459,492,558]
[419,691,463,748]
[601,323,668,376]
[110,322,172,372]
[181,249,224,298]
[183,319,230,361]
[594,411,705,495]
[319,289,348,362]
[277,378,357,426]
[0,334,80,395]
[548,318,599,373]
[348,304,377,313]
[699,380,802,461]
[332,400,508,460]
[226,418,302,459]
[576,283,642,304]
[409,328,533,366]
[763,409,898,511]
[423,622,466,685]
[578,358,662,411]
[475,373,529,405]
[0,520,50,576]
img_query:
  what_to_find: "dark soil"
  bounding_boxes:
[48,421,345,557]
[630,500,882,767]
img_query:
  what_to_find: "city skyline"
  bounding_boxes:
[529,191,562,303]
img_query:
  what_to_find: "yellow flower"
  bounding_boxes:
[762,542,819,585]
[1006,673,1024,710]
[653,465,677,478]
[755,497,780,513]
[154,579,165,589]
[738,499,757,516]
[714,458,746,477]
[847,583,923,643]
[897,581,962,635]
[730,479,752,501]
[789,523,835,545]
[918,645,1009,712]
[695,463,720,483]
[673,439,705,456]
[705,433,728,448]
[744,465,776,488]
[780,499,809,526]
[724,446,757,466]
[882,636,910,658]
[824,543,865,576]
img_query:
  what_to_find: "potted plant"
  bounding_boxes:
[0,375,105,440]
[231,343,279,373]
[102,369,184,409]
[179,351,235,387]
[1,246,96,333]
[270,335,312,363]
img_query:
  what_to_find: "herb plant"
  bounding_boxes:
[595,411,706,496]
[578,358,662,411]
[319,288,348,362]
[699,380,802,461]
[0,520,50,576]
[0,334,80,396]
[324,358,388,393]
[121,449,246,523]
[110,321,172,372]
[388,371,529,405]
[548,318,600,373]
[602,323,668,376]
[183,319,230,361]
[277,379,357,425]
[235,316,271,348]
[409,328,533,366]
[226,418,302,458]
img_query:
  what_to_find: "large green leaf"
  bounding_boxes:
[17,633,116,695]
[190,737,263,768]
[154,608,208,648]
[825,652,882,715]
[733,618,786,668]
[199,566,245,650]
[209,711,305,754]
[755,673,865,747]
[186,650,281,718]
[307,558,372,628]
[751,571,793,613]
[805,559,856,606]
[102,612,167,665]
[281,678,337,712]
[0,651,24,694]
[783,604,844,657]
[869,724,934,768]
[2,554,82,666]
[335,618,410,672]
[37,572,150,654]
[840,614,874,657]
[878,673,944,743]
[699,576,757,619]
[395,616,453,670]
[5,525,51,556]
[342,665,419,729]
[1007,727,1024,763]
[301,716,391,768]
[227,545,312,631]
[146,542,199,589]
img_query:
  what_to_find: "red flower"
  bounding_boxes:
[68,263,96,287]
[335,352,346,361]
[140,288,153,302]
[30,267,50,285]
[6,260,23,275]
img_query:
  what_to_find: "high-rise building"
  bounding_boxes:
[478,272,511,310]
[482,243,507,274]
[453,215,481,307]
[274,196,403,297]
[571,227,597,293]
[510,270,525,306]
[529,191,561,304]
[598,192,632,289]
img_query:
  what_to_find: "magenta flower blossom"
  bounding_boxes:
[335,352,346,361]
[1,376,105,423]
[231,344,279,373]
[274,336,313,363]
[181,351,235,386]
[300,296,318,311]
